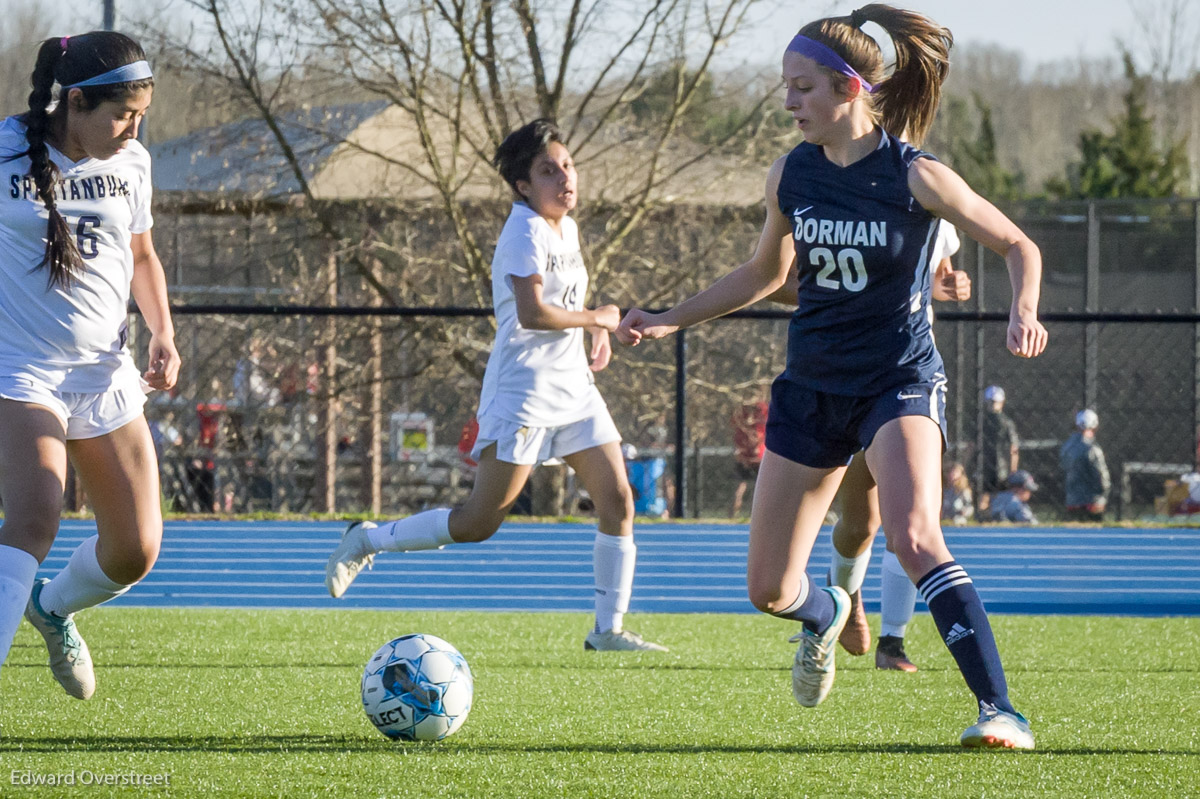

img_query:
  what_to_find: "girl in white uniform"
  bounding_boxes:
[326,119,665,652]
[0,32,179,700]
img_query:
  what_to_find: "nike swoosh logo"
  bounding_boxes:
[794,206,813,217]
[897,392,923,400]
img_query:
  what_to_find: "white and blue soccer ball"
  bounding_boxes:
[361,634,473,741]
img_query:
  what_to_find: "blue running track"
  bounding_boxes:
[38,520,1200,616]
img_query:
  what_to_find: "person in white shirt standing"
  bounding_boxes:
[326,119,665,652]
[0,32,180,700]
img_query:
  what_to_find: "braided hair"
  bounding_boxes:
[12,32,152,288]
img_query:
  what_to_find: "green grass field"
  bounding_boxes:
[2,609,1198,798]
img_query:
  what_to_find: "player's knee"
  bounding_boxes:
[102,536,161,584]
[746,576,788,614]
[448,507,503,543]
[592,482,634,526]
[832,519,875,552]
[0,501,63,559]
[887,524,943,565]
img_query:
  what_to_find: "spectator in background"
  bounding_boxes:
[1166,473,1200,515]
[1060,409,1110,522]
[730,392,769,517]
[623,443,668,519]
[232,335,279,409]
[457,417,480,470]
[988,470,1038,524]
[979,385,1019,496]
[187,379,225,513]
[941,461,974,524]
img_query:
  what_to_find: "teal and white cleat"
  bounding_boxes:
[961,703,1035,750]
[24,578,95,700]
[789,585,851,707]
[325,521,378,598]
[583,629,668,652]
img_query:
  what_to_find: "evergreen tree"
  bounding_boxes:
[1046,53,1189,199]
[942,93,1025,202]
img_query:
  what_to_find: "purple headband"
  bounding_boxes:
[785,34,875,93]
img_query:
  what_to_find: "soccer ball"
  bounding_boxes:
[361,634,473,741]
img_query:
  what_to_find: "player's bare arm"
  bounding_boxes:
[130,231,180,390]
[512,274,619,331]
[909,158,1047,358]
[617,157,793,345]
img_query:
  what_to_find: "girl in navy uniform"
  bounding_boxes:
[618,4,1047,748]
[0,32,178,699]
[767,220,969,674]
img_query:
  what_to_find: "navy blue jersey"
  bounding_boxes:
[777,131,944,397]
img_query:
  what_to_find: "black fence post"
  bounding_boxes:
[1194,199,1200,472]
[974,239,987,493]
[1086,201,1100,410]
[674,329,688,519]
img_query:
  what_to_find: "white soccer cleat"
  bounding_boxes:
[790,585,851,707]
[24,578,96,700]
[583,629,668,652]
[325,521,378,598]
[960,703,1035,750]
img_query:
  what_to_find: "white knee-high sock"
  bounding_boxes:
[0,544,39,669]
[880,549,918,638]
[593,532,636,633]
[39,535,133,617]
[367,508,453,553]
[830,547,872,594]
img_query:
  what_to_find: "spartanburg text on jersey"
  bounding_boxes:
[0,116,151,393]
[776,131,945,397]
[477,202,608,428]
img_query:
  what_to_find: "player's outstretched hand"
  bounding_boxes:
[616,307,679,346]
[588,328,612,372]
[1007,311,1048,359]
[144,333,181,390]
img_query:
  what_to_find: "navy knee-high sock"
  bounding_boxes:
[770,573,836,634]
[917,561,1014,714]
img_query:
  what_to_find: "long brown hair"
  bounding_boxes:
[797,4,952,146]
[13,32,153,288]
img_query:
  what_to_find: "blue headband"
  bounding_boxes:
[785,35,875,93]
[63,60,153,89]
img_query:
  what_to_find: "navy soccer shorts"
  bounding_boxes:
[765,376,948,468]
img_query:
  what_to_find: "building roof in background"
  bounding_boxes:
[149,101,767,205]
[150,101,389,197]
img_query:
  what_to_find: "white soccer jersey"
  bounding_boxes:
[0,115,151,393]
[931,221,960,263]
[477,202,608,427]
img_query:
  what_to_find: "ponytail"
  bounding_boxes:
[25,38,83,288]
[6,31,153,289]
[797,4,952,146]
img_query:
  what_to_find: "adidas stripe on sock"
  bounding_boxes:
[917,561,1014,714]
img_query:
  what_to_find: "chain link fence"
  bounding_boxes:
[130,197,1200,521]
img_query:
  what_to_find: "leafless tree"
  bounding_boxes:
[0,1,57,118]
[140,0,778,302]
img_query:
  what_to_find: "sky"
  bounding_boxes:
[0,0,1175,70]
[738,0,1169,71]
